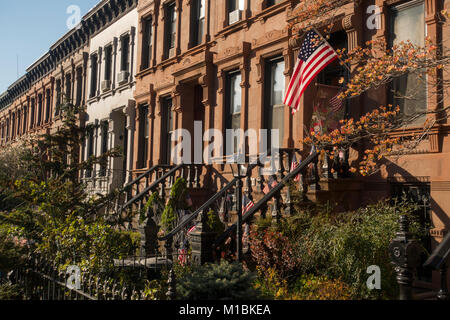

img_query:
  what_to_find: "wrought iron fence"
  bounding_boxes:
[11,251,191,300]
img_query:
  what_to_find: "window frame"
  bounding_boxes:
[120,34,131,72]
[138,104,150,168]
[104,44,113,82]
[264,56,286,150]
[225,70,242,155]
[141,15,153,70]
[164,2,177,59]
[160,96,174,164]
[190,0,205,48]
[90,54,98,98]
[388,0,427,124]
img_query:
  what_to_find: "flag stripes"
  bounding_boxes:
[284,30,338,114]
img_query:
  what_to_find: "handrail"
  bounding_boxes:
[120,164,184,210]
[158,155,273,242]
[213,151,319,247]
[91,165,167,214]
[123,165,172,191]
[158,178,237,241]
[423,232,450,270]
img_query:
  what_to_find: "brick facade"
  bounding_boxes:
[0,0,449,290]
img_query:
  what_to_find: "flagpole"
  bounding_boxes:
[311,27,352,74]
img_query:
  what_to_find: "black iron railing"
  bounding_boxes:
[213,151,319,249]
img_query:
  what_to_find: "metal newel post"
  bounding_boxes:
[437,262,449,300]
[236,177,243,262]
[389,215,422,300]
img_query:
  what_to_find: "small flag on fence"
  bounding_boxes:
[290,154,301,182]
[242,195,255,215]
[263,175,278,194]
[178,245,188,265]
[187,225,196,234]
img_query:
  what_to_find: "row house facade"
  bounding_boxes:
[0,0,139,196]
[0,0,449,290]
[83,2,139,194]
[131,0,449,289]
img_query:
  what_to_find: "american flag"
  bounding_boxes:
[242,195,255,215]
[263,175,278,194]
[330,90,344,112]
[284,30,338,114]
[178,240,188,265]
[290,154,301,182]
[187,225,196,234]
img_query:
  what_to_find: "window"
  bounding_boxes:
[225,71,242,155]
[138,104,149,168]
[23,106,27,134]
[161,97,173,164]
[30,98,35,128]
[104,45,113,81]
[86,126,95,178]
[265,57,285,149]
[45,89,51,123]
[266,0,282,8]
[228,0,244,12]
[65,74,71,103]
[6,119,10,141]
[390,0,426,124]
[75,67,83,107]
[227,0,244,25]
[317,31,348,86]
[120,35,130,72]
[55,79,62,115]
[141,16,153,70]
[165,2,177,59]
[191,0,205,47]
[100,121,109,176]
[17,110,21,136]
[11,113,15,139]
[37,94,43,126]
[90,54,98,98]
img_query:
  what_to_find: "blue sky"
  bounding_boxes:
[0,0,99,93]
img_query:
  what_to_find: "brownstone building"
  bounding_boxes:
[0,0,449,292]
[131,0,449,289]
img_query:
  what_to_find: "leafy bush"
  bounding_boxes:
[177,261,261,300]
[249,199,426,299]
[206,209,225,234]
[249,228,300,278]
[0,283,24,300]
[160,178,189,234]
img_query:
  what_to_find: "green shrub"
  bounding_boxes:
[160,178,189,234]
[177,261,261,300]
[206,209,225,234]
[250,199,426,299]
[290,275,352,300]
[0,283,23,300]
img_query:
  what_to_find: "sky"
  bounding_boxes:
[0,0,99,94]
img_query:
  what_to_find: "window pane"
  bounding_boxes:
[230,73,242,116]
[271,60,285,105]
[239,0,245,10]
[265,58,285,149]
[391,1,426,123]
[199,0,205,18]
